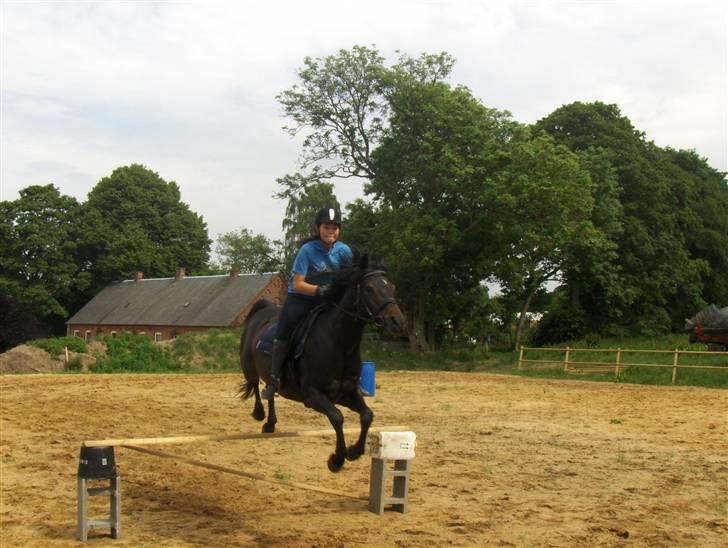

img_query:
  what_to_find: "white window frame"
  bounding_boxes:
[154,332,162,342]
[84,330,91,342]
[73,330,80,337]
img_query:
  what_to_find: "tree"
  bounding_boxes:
[535,102,712,335]
[0,184,88,333]
[79,164,211,295]
[488,132,600,349]
[357,81,518,352]
[276,45,387,194]
[212,228,282,274]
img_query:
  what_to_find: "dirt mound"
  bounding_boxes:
[0,345,65,374]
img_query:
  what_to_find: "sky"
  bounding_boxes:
[1,0,726,246]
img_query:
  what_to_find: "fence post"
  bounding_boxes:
[563,347,571,372]
[615,348,622,378]
[671,349,680,385]
[518,346,524,370]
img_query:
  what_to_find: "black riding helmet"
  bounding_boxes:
[315,207,341,228]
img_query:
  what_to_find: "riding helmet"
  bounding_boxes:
[315,207,341,228]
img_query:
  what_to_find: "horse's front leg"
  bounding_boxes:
[303,387,346,472]
[340,389,373,461]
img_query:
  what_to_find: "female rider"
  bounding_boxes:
[261,207,353,399]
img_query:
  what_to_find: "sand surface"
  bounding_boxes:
[1,371,726,547]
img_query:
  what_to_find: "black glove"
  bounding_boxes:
[316,284,334,297]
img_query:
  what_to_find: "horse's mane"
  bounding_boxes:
[314,254,386,301]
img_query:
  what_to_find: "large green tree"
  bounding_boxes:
[534,102,715,335]
[361,80,517,352]
[489,132,600,349]
[79,164,211,293]
[0,185,89,333]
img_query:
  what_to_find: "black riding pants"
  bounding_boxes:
[275,293,322,342]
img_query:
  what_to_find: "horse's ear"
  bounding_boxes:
[358,253,369,270]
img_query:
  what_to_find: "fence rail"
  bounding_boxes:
[518,346,728,384]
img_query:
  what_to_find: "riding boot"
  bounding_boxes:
[262,338,289,400]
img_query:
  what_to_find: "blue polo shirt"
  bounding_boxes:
[288,240,353,294]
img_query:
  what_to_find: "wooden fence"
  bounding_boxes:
[518,346,728,384]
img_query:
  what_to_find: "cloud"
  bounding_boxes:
[1,0,725,243]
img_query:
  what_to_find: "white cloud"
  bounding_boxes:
[2,0,726,243]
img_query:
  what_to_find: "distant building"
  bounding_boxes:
[66,268,287,342]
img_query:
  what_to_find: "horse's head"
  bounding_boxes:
[356,269,407,337]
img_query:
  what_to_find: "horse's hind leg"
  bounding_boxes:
[340,390,373,461]
[262,397,277,433]
[251,384,265,421]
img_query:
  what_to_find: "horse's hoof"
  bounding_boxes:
[327,454,344,473]
[262,422,276,434]
[345,446,362,461]
[252,407,265,421]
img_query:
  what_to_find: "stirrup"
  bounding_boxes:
[261,378,279,400]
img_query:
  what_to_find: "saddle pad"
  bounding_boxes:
[255,323,278,356]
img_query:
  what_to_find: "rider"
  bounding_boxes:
[261,207,353,400]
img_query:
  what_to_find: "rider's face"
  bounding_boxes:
[318,223,340,248]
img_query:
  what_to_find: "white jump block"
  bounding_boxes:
[366,431,416,460]
[366,431,416,514]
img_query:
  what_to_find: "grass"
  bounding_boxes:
[19,331,728,389]
[512,336,728,389]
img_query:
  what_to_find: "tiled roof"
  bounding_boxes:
[67,273,281,327]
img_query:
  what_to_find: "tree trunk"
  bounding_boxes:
[406,294,430,354]
[513,286,538,351]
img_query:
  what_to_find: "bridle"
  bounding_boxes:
[334,270,397,325]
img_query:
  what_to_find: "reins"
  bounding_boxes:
[332,270,396,324]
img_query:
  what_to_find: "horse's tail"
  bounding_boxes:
[239,379,256,401]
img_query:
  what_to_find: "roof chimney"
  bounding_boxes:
[175,267,186,281]
[230,266,240,278]
[135,271,144,283]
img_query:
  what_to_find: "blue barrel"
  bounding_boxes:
[359,361,375,396]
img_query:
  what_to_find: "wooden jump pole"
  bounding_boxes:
[83,425,409,448]
[123,444,368,501]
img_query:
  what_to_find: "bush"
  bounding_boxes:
[92,332,179,373]
[532,302,586,346]
[30,336,87,357]
[170,329,240,371]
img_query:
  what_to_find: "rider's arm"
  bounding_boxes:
[292,273,320,296]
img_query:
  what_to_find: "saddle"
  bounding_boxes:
[255,304,328,361]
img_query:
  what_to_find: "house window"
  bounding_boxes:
[73,330,80,338]
[154,332,162,342]
[110,331,117,338]
[84,330,91,342]
[138,331,146,336]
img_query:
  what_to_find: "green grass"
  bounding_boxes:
[513,336,728,388]
[21,331,727,388]
[170,329,241,371]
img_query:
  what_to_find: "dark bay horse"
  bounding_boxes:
[239,256,406,472]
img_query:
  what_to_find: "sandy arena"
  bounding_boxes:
[1,371,726,547]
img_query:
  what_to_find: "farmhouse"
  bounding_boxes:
[66,268,287,342]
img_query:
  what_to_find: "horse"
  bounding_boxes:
[239,255,407,472]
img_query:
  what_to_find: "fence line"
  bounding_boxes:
[518,346,728,384]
